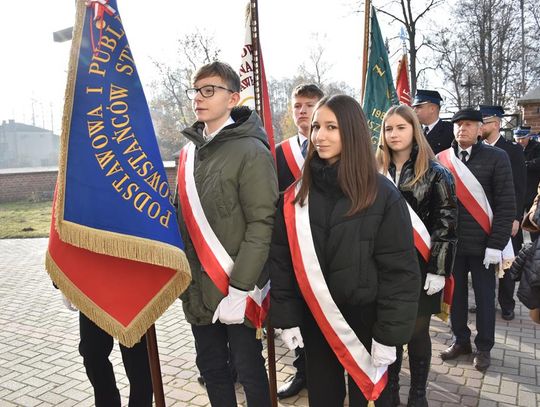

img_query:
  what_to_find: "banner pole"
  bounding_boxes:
[266,320,278,407]
[146,325,166,407]
[361,0,371,103]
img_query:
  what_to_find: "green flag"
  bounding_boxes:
[362,6,398,145]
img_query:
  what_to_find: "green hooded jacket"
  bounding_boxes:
[176,106,278,326]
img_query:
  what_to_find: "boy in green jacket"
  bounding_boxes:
[176,61,278,407]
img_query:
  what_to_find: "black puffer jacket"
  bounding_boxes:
[388,148,458,277]
[447,141,515,256]
[510,242,540,310]
[269,156,421,346]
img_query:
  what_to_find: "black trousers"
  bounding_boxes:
[498,230,522,313]
[301,309,392,407]
[293,346,306,376]
[451,255,496,352]
[191,322,271,407]
[78,313,153,407]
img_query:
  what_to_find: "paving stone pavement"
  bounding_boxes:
[0,238,539,406]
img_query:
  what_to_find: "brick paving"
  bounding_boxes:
[0,238,538,406]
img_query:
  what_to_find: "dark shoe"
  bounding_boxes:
[440,342,472,360]
[277,374,306,399]
[407,356,430,407]
[473,351,491,371]
[469,306,477,313]
[502,310,515,321]
[388,346,403,406]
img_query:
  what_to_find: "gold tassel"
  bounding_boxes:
[256,327,263,340]
[367,400,375,407]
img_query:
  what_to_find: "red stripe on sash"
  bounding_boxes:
[281,139,302,180]
[283,187,387,401]
[413,230,430,263]
[438,149,491,234]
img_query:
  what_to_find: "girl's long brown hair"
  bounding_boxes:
[375,104,435,187]
[294,95,378,216]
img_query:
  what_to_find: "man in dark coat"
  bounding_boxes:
[412,89,454,154]
[274,83,324,399]
[439,108,515,372]
[479,105,526,321]
[514,126,540,212]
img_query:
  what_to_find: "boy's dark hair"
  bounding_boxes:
[291,83,324,100]
[192,62,241,93]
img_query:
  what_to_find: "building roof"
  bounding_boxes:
[518,87,540,105]
[0,120,54,134]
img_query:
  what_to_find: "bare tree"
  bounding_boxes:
[298,34,333,87]
[375,0,444,95]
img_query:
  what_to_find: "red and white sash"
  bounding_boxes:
[281,136,305,180]
[437,148,493,234]
[177,143,270,328]
[384,173,431,262]
[437,148,514,270]
[283,185,387,402]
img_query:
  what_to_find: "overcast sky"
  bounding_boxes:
[0,0,444,133]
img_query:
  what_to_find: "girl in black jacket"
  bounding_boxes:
[269,95,422,407]
[376,104,458,407]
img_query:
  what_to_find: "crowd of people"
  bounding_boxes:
[61,60,540,407]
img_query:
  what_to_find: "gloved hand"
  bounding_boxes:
[212,286,248,325]
[424,273,445,295]
[371,338,396,367]
[62,294,77,311]
[280,327,304,351]
[483,248,502,269]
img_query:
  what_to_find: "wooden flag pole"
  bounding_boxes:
[361,0,371,104]
[249,2,278,406]
[146,325,166,407]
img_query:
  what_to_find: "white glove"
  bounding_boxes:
[483,248,502,269]
[424,273,445,295]
[62,294,77,312]
[212,286,248,325]
[280,327,304,351]
[371,338,396,367]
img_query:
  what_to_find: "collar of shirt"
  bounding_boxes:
[203,116,235,142]
[458,145,473,157]
[424,118,440,133]
[483,135,501,146]
[297,133,308,147]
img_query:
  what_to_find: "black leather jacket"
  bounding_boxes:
[388,147,458,277]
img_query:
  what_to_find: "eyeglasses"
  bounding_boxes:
[185,85,235,100]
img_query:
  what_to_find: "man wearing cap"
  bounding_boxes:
[514,126,540,214]
[437,108,515,371]
[412,89,454,154]
[479,105,526,321]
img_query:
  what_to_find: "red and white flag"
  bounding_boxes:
[395,54,411,106]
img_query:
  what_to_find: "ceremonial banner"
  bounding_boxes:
[362,6,398,144]
[396,53,411,105]
[239,3,275,155]
[46,0,191,347]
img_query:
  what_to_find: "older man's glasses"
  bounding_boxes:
[186,85,234,100]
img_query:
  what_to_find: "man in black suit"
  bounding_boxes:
[479,105,526,321]
[514,126,540,212]
[412,89,454,154]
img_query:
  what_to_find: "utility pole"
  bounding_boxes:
[520,0,526,96]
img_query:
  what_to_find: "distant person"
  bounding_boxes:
[412,89,454,154]
[376,104,458,406]
[176,61,278,406]
[274,83,324,399]
[479,105,526,321]
[513,126,540,212]
[269,95,421,406]
[438,108,515,372]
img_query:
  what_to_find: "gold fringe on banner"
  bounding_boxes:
[46,251,191,347]
[436,301,451,322]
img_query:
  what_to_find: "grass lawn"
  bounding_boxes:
[0,200,52,238]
